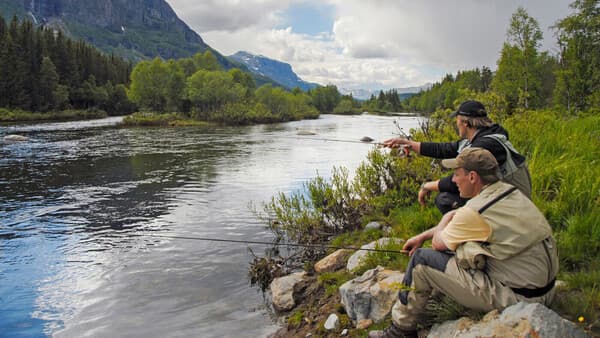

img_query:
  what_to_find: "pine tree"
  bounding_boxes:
[39,56,60,111]
[6,16,28,109]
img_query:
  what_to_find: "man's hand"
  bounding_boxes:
[418,183,431,206]
[383,137,420,155]
[403,235,426,256]
[383,137,410,148]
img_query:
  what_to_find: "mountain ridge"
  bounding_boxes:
[339,84,433,100]
[0,0,237,67]
[229,51,319,91]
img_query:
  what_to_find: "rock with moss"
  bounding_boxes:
[339,266,405,324]
[428,302,589,338]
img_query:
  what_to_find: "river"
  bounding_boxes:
[0,113,421,337]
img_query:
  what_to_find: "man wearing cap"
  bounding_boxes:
[383,100,531,214]
[368,148,557,338]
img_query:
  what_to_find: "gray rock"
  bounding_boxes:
[347,238,404,271]
[315,249,351,273]
[340,266,405,324]
[3,134,29,142]
[360,136,374,142]
[365,221,382,230]
[297,130,317,135]
[270,271,307,312]
[428,302,589,338]
[324,313,339,330]
[341,328,348,336]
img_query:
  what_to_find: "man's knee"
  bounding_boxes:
[412,248,452,272]
[435,192,466,214]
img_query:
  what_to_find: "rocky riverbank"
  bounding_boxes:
[266,235,593,337]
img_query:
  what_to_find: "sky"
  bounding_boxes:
[166,0,574,92]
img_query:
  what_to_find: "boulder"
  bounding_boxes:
[347,238,404,271]
[3,134,29,142]
[360,136,374,142]
[297,130,317,135]
[339,266,405,324]
[364,221,382,230]
[270,271,307,312]
[428,302,589,338]
[324,313,339,330]
[314,249,351,273]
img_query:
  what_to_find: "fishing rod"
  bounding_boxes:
[133,233,409,254]
[283,135,385,146]
[287,135,413,158]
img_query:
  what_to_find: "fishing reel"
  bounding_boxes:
[392,119,411,158]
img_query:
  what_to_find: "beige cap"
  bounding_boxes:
[441,147,498,176]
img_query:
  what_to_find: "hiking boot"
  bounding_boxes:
[367,323,417,338]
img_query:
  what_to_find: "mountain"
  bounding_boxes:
[339,83,433,100]
[229,51,319,91]
[0,0,237,68]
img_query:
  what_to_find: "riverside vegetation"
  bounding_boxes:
[253,107,599,337]
[251,2,599,336]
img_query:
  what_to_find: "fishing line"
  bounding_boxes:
[134,233,408,254]
[278,135,385,146]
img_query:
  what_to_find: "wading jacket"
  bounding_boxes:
[420,124,527,195]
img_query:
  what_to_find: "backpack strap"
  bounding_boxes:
[478,186,518,214]
[483,134,522,178]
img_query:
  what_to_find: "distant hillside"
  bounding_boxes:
[0,0,237,68]
[340,84,433,100]
[229,51,319,91]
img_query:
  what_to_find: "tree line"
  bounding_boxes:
[405,1,599,115]
[0,15,134,114]
[127,52,352,124]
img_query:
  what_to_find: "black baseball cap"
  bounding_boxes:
[449,100,488,117]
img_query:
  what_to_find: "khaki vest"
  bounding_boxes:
[458,181,558,289]
[458,135,532,198]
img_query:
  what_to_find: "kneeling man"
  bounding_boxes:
[369,147,558,338]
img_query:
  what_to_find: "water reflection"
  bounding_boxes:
[0,114,421,337]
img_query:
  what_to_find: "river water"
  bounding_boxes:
[0,114,421,337]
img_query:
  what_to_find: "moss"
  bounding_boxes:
[287,310,304,328]
[318,271,354,297]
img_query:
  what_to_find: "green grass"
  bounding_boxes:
[287,309,304,327]
[122,112,210,127]
[318,271,354,297]
[0,108,107,122]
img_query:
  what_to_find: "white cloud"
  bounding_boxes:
[168,0,290,32]
[166,0,573,90]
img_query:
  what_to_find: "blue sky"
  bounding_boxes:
[168,0,573,92]
[279,3,334,35]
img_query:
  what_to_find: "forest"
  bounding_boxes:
[0,16,134,117]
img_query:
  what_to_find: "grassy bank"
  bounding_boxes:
[122,112,211,127]
[123,102,321,127]
[0,108,108,122]
[256,109,599,336]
